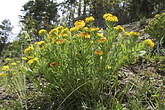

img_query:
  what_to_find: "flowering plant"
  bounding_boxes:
[0,57,28,109]
[145,13,165,41]
[16,13,153,108]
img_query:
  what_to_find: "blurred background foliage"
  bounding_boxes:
[0,0,165,57]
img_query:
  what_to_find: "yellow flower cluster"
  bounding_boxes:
[56,39,66,44]
[70,27,77,33]
[61,28,70,34]
[48,26,64,38]
[37,41,45,46]
[149,13,164,25]
[28,57,38,65]
[79,32,91,38]
[103,13,113,19]
[85,16,95,23]
[84,27,89,31]
[48,28,58,38]
[56,26,64,31]
[114,25,125,32]
[145,39,154,48]
[90,27,99,31]
[38,29,47,37]
[24,46,34,54]
[2,66,9,71]
[60,28,71,37]
[103,13,118,22]
[74,20,85,30]
[124,31,140,37]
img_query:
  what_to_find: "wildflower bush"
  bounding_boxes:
[0,57,28,109]
[1,13,155,109]
[145,12,165,54]
[145,12,165,42]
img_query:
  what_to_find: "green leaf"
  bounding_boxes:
[137,51,146,56]
[161,49,165,53]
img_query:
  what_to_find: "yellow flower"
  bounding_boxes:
[97,33,104,38]
[33,57,38,60]
[0,73,5,77]
[133,32,140,36]
[124,31,140,37]
[50,62,58,67]
[124,32,130,36]
[2,66,9,71]
[90,27,100,31]
[6,58,11,61]
[145,39,154,48]
[98,38,106,43]
[46,43,50,47]
[22,57,27,60]
[16,61,21,63]
[39,47,44,51]
[56,26,64,31]
[74,20,85,30]
[28,56,32,59]
[38,29,47,37]
[48,28,58,38]
[24,46,34,54]
[90,40,93,44]
[37,41,45,46]
[103,13,113,19]
[61,28,70,34]
[70,27,77,33]
[11,63,17,66]
[114,25,125,32]
[149,18,155,24]
[84,27,89,31]
[28,57,38,65]
[56,39,66,44]
[79,32,91,38]
[105,15,118,22]
[85,16,95,23]
[95,50,103,56]
[61,33,68,37]
[51,37,56,43]
[154,14,160,18]
[103,13,118,22]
